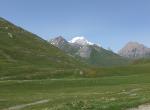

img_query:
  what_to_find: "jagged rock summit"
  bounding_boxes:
[50,36,69,48]
[50,36,100,58]
[118,42,150,58]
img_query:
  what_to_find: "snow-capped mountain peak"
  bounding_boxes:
[69,36,93,46]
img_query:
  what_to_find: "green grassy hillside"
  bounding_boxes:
[86,45,128,67]
[0,17,84,79]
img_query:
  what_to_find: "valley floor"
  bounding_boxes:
[1,74,150,110]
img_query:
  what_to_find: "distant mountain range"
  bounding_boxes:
[50,36,127,66]
[118,42,150,59]
[50,36,150,65]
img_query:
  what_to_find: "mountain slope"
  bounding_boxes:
[86,45,128,66]
[50,36,128,66]
[0,17,84,79]
[118,42,150,59]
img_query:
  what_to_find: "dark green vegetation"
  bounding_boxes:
[1,17,150,110]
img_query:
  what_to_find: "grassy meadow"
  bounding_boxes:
[1,63,150,110]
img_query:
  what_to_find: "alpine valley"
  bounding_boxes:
[1,17,150,110]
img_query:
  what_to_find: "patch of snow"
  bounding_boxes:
[69,36,94,46]
[95,43,101,47]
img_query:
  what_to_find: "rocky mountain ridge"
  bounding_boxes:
[118,42,150,58]
[50,36,127,66]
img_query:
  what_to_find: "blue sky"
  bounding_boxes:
[0,0,150,52]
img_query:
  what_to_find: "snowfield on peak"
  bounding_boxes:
[69,36,94,46]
